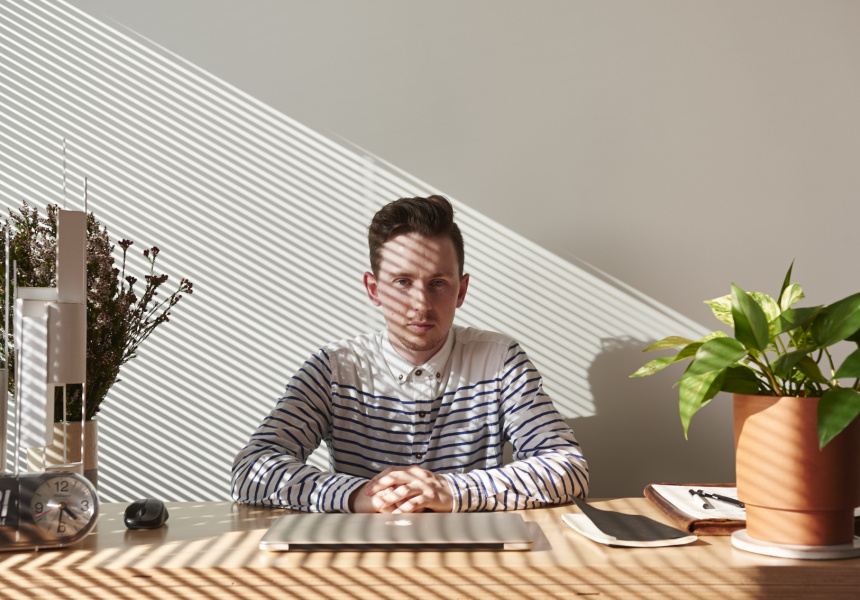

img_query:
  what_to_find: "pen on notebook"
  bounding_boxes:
[689,488,714,509]
[694,489,745,509]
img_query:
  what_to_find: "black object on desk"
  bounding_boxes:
[691,489,745,509]
[124,498,169,529]
[689,488,715,509]
[571,497,692,542]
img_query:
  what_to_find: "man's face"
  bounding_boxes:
[364,232,469,365]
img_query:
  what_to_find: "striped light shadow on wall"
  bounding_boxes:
[0,0,706,501]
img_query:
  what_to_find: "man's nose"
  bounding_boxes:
[411,285,430,310]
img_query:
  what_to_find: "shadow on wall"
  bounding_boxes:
[1,0,734,501]
[574,336,735,499]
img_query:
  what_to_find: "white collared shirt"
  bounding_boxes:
[232,325,588,512]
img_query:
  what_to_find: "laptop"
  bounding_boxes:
[259,511,533,551]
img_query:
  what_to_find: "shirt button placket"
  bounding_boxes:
[412,369,432,464]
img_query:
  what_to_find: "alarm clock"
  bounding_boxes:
[0,471,99,550]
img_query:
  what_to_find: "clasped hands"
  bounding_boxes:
[349,465,453,514]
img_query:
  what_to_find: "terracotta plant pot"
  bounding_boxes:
[734,394,860,546]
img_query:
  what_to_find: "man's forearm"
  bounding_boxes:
[232,445,366,512]
[444,451,588,511]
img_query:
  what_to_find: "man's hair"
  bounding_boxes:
[368,195,465,277]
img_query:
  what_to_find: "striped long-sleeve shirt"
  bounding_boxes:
[231,325,588,512]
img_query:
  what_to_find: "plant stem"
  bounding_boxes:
[824,347,837,383]
[120,246,128,293]
[753,353,784,395]
[775,334,788,355]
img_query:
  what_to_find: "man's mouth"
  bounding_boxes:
[407,322,434,333]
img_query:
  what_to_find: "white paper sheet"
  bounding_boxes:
[651,485,746,520]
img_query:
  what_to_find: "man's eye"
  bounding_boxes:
[395,279,410,286]
[431,280,446,287]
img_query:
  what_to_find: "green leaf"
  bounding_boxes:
[634,331,732,378]
[834,348,860,380]
[731,284,770,352]
[777,260,795,308]
[697,330,729,343]
[779,283,804,312]
[681,337,748,380]
[811,292,860,347]
[772,306,822,336]
[643,336,696,352]
[675,342,703,361]
[790,326,819,354]
[795,356,829,385]
[630,356,677,378]
[720,365,762,394]
[772,348,815,380]
[705,294,733,326]
[679,369,724,438]
[751,292,780,326]
[675,331,728,361]
[818,388,860,448]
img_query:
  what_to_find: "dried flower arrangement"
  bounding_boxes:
[0,203,193,421]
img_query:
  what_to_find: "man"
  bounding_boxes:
[232,195,588,513]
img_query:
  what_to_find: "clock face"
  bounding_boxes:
[29,474,98,540]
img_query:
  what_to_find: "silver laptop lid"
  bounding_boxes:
[259,512,533,551]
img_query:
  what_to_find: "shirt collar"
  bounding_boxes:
[381,327,456,383]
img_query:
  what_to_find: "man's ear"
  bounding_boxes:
[456,273,470,308]
[363,271,382,306]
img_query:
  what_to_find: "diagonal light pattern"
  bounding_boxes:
[1,0,708,501]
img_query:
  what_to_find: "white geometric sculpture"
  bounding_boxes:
[10,209,86,467]
[0,232,6,473]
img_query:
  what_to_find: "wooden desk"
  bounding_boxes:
[1,498,858,599]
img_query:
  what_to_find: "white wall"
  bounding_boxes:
[2,0,858,500]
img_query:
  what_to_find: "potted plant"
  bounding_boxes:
[631,262,860,552]
[1,203,193,485]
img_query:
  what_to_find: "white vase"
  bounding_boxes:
[26,420,99,489]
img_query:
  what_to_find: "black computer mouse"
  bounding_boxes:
[124,498,169,529]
